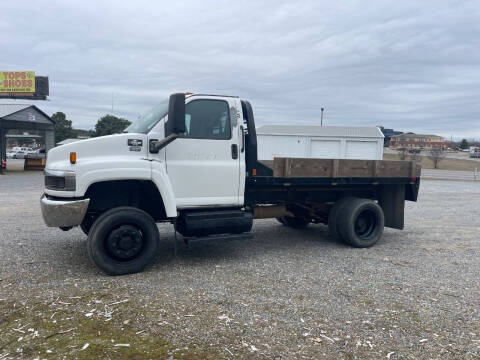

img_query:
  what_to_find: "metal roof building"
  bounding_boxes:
[257,125,384,138]
[257,125,384,161]
[0,104,55,174]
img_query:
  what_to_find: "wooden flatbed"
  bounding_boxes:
[262,157,421,179]
[245,157,421,231]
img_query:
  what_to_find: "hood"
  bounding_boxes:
[46,133,149,171]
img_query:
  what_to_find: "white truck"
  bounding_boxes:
[41,93,421,275]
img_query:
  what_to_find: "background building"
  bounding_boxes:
[0,104,55,174]
[389,133,446,149]
[377,126,403,147]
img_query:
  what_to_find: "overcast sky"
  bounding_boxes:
[1,0,479,138]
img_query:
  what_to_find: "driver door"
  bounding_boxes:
[165,97,241,208]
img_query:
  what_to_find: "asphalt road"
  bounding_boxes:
[384,149,480,162]
[421,169,480,181]
[1,171,479,359]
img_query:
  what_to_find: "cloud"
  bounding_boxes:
[33,41,78,55]
[1,0,479,138]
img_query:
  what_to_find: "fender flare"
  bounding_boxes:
[151,166,177,218]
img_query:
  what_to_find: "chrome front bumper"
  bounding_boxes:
[40,195,90,227]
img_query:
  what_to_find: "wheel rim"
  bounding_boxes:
[106,225,144,261]
[354,210,377,240]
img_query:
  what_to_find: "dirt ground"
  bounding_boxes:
[1,171,480,359]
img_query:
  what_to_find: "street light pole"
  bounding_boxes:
[320,108,324,126]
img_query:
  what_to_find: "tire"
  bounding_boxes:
[337,199,384,248]
[80,214,96,235]
[87,207,159,275]
[328,197,356,240]
[277,215,310,229]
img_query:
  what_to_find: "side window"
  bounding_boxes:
[181,100,231,140]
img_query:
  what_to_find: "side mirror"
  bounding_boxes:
[166,93,186,136]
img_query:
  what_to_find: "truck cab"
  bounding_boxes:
[41,93,420,275]
[42,93,247,216]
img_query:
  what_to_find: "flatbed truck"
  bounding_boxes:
[41,93,420,275]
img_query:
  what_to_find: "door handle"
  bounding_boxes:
[231,144,238,159]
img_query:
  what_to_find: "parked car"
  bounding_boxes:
[25,148,46,159]
[6,150,24,159]
[470,149,480,158]
[11,151,26,159]
[6,147,34,159]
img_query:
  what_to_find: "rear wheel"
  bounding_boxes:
[337,199,384,248]
[276,215,310,229]
[87,207,159,275]
[328,197,355,240]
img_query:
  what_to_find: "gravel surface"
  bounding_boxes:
[1,171,479,359]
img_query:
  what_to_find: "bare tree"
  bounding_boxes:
[428,147,446,169]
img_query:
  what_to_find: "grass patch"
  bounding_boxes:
[0,291,218,359]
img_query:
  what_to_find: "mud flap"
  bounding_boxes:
[378,184,405,230]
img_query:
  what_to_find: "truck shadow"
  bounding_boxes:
[49,221,354,276]
[151,220,346,267]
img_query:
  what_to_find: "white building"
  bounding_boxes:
[257,125,384,161]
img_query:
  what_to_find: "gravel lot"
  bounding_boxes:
[1,171,479,359]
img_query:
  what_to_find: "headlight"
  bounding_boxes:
[44,169,76,191]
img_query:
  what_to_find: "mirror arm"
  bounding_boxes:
[150,133,179,153]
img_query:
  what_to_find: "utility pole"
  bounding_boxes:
[320,108,324,126]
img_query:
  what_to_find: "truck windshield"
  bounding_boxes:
[124,98,169,134]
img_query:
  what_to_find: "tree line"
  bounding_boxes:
[52,112,131,143]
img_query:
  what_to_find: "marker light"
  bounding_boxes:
[70,152,77,164]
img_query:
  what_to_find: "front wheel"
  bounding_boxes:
[87,207,159,275]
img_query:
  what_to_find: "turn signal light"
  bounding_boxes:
[70,152,77,164]
[184,91,194,95]
[252,168,257,176]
